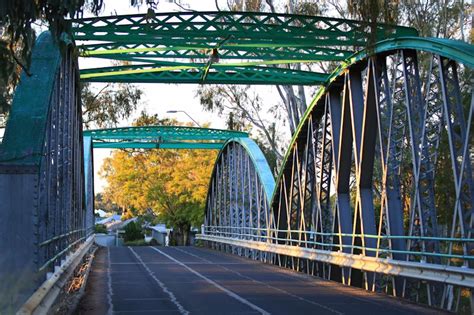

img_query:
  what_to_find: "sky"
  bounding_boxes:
[80,0,292,192]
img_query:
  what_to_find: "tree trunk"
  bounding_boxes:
[182,224,190,246]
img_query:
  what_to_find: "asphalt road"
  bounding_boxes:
[79,246,444,315]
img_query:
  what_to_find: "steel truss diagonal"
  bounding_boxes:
[3,10,474,315]
[84,126,248,150]
[204,138,276,261]
[201,37,474,312]
[71,11,418,85]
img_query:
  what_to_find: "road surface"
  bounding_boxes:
[77,246,444,315]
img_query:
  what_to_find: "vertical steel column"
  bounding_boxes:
[373,55,407,296]
[333,74,354,285]
[349,63,378,289]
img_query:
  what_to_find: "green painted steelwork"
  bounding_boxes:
[271,35,474,205]
[84,125,248,150]
[72,11,418,85]
[80,63,329,85]
[93,142,224,149]
[0,32,61,164]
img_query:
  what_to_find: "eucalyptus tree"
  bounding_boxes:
[0,0,149,125]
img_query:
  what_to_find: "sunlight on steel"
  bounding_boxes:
[71,11,418,85]
[84,125,249,150]
[202,36,474,312]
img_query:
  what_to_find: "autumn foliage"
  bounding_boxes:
[100,135,217,244]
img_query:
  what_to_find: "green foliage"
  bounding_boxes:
[95,192,120,213]
[0,0,104,112]
[399,0,470,39]
[123,238,148,246]
[294,1,323,16]
[94,224,107,234]
[81,82,143,128]
[100,114,217,245]
[347,0,399,24]
[0,36,29,113]
[123,221,144,242]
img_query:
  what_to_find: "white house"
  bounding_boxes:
[148,223,172,245]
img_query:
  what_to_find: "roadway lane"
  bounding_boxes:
[102,246,444,315]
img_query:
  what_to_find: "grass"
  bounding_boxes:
[123,239,148,246]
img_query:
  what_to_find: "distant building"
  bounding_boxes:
[148,223,172,245]
[94,209,108,218]
[95,213,122,226]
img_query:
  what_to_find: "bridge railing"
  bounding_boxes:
[0,32,93,313]
[202,226,474,263]
[199,37,474,312]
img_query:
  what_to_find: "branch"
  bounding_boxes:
[276,85,296,134]
[265,0,276,12]
[9,43,31,77]
[173,0,196,12]
[81,83,110,115]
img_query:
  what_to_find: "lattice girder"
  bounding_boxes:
[83,126,249,150]
[72,11,418,85]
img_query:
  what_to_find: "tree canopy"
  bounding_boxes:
[100,114,217,244]
[81,82,143,129]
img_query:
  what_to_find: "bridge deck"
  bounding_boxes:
[77,246,444,315]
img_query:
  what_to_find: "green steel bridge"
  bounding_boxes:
[0,11,473,314]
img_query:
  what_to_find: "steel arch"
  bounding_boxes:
[204,138,275,260]
[0,32,91,311]
[0,11,473,313]
[200,37,474,312]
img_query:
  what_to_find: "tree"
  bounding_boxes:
[123,221,144,242]
[94,192,120,213]
[81,82,143,129]
[197,84,285,163]
[197,0,326,168]
[0,0,158,114]
[0,0,105,112]
[100,114,217,245]
[145,148,216,245]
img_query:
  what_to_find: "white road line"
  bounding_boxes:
[257,260,389,308]
[171,247,214,264]
[129,247,189,315]
[174,247,343,315]
[149,246,271,315]
[111,261,253,265]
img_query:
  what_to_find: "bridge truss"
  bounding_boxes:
[200,38,474,312]
[0,10,472,314]
[73,11,417,85]
[84,126,248,149]
[0,33,91,310]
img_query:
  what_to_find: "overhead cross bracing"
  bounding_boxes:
[72,11,418,85]
[4,9,474,314]
[83,125,248,149]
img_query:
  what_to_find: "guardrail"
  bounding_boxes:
[17,235,95,315]
[197,226,474,288]
[197,233,474,288]
[200,226,474,262]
